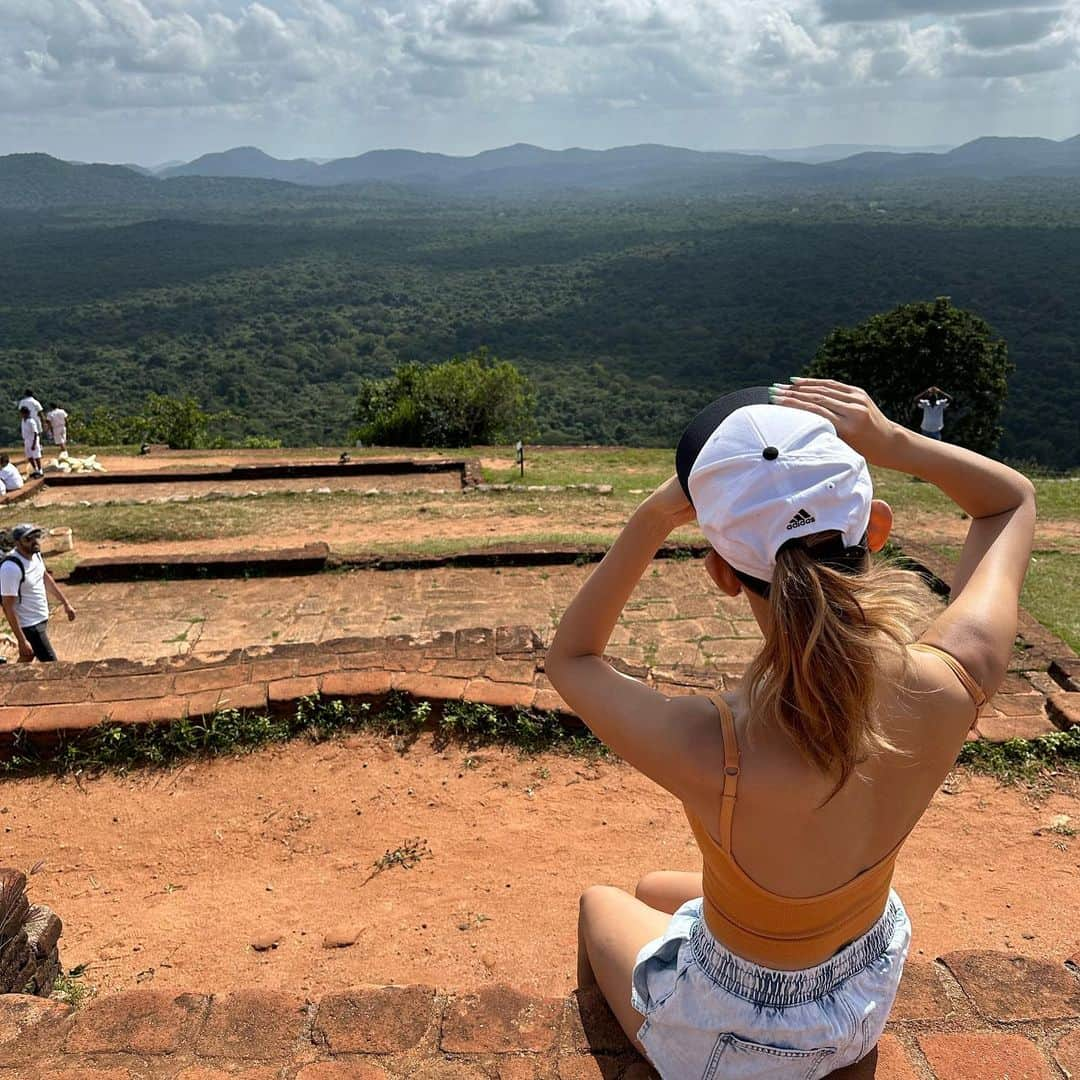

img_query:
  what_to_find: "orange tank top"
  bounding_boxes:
[689,644,985,970]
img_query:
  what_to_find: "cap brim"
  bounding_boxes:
[676,386,771,502]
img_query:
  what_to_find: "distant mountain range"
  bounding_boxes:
[3,135,1080,208]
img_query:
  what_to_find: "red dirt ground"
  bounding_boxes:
[2,734,1076,999]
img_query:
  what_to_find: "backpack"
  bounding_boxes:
[0,553,27,603]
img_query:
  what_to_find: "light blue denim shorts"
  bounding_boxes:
[631,890,911,1079]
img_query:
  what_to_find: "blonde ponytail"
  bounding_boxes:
[744,537,926,796]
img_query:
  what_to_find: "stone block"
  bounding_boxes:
[463,680,537,711]
[267,676,322,703]
[919,1033,1056,1080]
[884,962,953,1022]
[974,711,1057,741]
[321,636,385,655]
[832,1035,917,1079]
[66,990,207,1054]
[0,993,72,1054]
[1048,692,1080,730]
[0,707,32,734]
[196,990,308,1060]
[1050,657,1080,691]
[314,985,436,1053]
[295,1064,392,1080]
[532,689,573,715]
[248,658,299,683]
[941,951,1080,1021]
[391,673,469,701]
[482,660,539,685]
[990,692,1048,716]
[23,702,108,732]
[187,683,268,717]
[495,626,542,657]
[441,985,563,1054]
[494,1058,544,1080]
[172,664,252,695]
[557,1057,626,1080]
[338,651,398,672]
[455,628,495,660]
[100,696,189,726]
[431,659,486,679]
[175,1068,280,1080]
[321,671,392,698]
[0,1066,138,1080]
[6,680,94,707]
[90,674,175,701]
[295,653,342,678]
[560,987,634,1056]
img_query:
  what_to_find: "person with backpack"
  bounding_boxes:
[1,524,76,662]
[546,380,1034,1077]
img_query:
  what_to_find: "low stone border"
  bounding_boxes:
[69,543,331,584]
[40,458,480,488]
[0,624,1069,746]
[1,950,1078,1078]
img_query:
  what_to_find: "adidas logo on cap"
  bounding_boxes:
[785,508,816,531]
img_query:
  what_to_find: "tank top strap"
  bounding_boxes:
[910,642,988,710]
[711,693,741,854]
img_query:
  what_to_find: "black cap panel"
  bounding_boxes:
[675,386,771,502]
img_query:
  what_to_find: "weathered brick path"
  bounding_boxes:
[2,951,1080,1078]
[45,561,767,670]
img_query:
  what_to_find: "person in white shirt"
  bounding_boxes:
[20,407,42,479]
[0,455,24,494]
[45,403,69,453]
[17,389,44,428]
[0,523,76,662]
[914,386,951,441]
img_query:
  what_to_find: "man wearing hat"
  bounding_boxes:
[1,524,76,662]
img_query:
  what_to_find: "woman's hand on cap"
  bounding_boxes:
[643,476,696,531]
[770,379,899,466]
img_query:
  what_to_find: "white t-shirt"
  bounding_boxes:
[0,464,23,492]
[917,399,948,433]
[21,416,41,451]
[17,397,43,421]
[0,550,49,628]
[46,409,68,440]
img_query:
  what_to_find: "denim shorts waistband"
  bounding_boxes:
[688,894,901,1008]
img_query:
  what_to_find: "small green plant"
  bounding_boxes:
[370,838,431,879]
[51,964,93,1008]
[956,727,1080,783]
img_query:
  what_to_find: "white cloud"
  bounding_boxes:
[0,0,1078,160]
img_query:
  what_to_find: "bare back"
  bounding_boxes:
[681,645,979,899]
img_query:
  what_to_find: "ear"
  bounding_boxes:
[867,499,893,553]
[705,549,742,597]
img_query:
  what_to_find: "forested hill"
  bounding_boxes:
[0,175,1077,468]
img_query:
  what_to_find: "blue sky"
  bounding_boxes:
[2,0,1078,164]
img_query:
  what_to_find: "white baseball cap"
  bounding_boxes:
[676,387,873,585]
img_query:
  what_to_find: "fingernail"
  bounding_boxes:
[790,376,804,382]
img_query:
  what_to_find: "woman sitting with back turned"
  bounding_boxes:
[545,379,1035,1078]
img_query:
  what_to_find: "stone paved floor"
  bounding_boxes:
[29,561,943,668]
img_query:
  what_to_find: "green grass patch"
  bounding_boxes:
[931,542,1078,653]
[481,447,672,495]
[0,692,608,778]
[957,727,1080,784]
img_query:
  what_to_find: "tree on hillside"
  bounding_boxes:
[354,349,536,447]
[803,297,1012,454]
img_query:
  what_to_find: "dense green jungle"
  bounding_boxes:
[1,178,1077,467]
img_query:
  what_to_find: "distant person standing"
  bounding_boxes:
[0,455,24,494]
[915,386,951,441]
[20,407,43,479]
[45,403,69,453]
[17,389,44,429]
[1,523,76,663]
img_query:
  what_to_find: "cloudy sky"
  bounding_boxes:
[2,0,1078,164]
